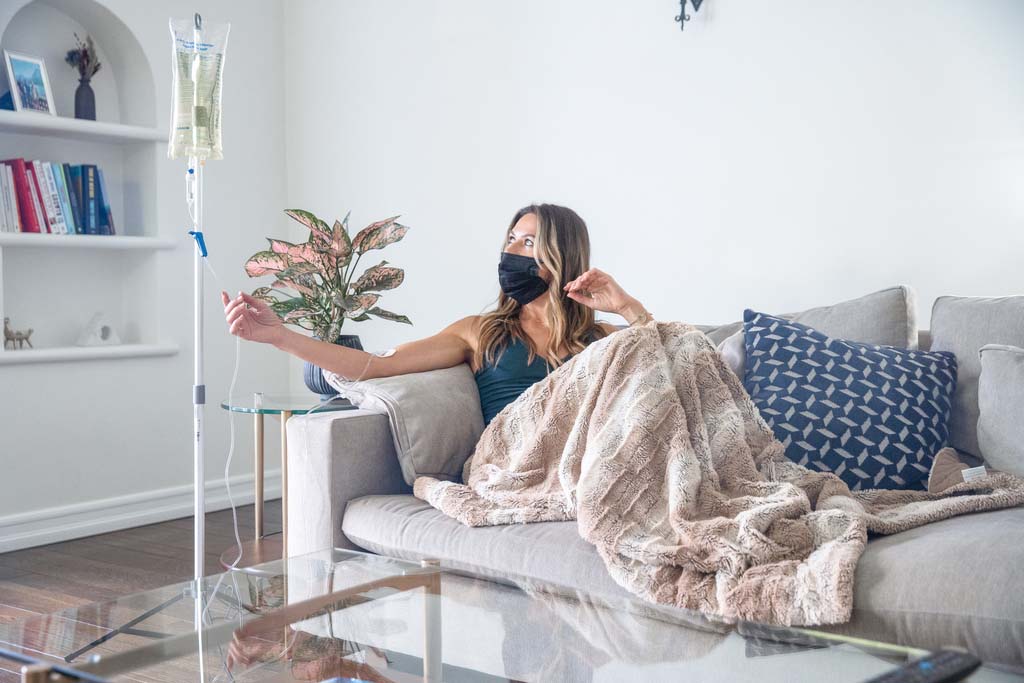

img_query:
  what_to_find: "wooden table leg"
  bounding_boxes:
[281,410,292,559]
[254,412,265,540]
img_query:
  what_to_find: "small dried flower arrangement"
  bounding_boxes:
[65,33,101,81]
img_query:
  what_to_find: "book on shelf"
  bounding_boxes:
[37,161,68,235]
[84,164,97,235]
[96,167,116,235]
[52,162,78,235]
[0,158,118,236]
[24,162,50,233]
[0,164,17,232]
[0,159,40,233]
[64,163,83,234]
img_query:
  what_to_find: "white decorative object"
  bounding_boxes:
[75,312,121,346]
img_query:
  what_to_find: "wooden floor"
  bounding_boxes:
[0,501,281,681]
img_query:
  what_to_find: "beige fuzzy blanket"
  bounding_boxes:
[413,321,1024,626]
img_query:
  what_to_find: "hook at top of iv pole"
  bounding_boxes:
[194,13,202,30]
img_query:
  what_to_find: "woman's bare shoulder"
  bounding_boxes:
[440,315,485,347]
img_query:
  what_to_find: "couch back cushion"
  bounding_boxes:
[743,309,958,490]
[928,296,1024,458]
[324,364,484,485]
[716,285,919,379]
[976,344,1024,477]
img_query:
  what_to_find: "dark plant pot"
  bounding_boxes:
[303,334,363,400]
[75,78,95,120]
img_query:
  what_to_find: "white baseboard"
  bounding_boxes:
[0,470,282,553]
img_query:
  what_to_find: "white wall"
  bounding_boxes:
[282,0,1024,392]
[0,0,292,549]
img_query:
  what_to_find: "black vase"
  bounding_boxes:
[74,78,95,120]
[303,334,363,400]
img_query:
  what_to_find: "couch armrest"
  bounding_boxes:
[286,408,411,557]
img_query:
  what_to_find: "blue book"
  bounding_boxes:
[64,163,83,234]
[83,165,98,235]
[95,167,115,235]
[51,162,77,235]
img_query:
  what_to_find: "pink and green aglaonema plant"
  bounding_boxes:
[244,209,412,342]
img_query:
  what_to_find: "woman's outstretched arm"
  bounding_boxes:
[222,290,477,381]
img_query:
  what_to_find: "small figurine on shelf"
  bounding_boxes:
[3,317,33,349]
[64,32,101,120]
[75,312,120,347]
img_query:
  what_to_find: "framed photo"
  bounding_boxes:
[4,50,56,115]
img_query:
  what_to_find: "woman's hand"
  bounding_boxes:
[563,268,639,318]
[222,290,286,345]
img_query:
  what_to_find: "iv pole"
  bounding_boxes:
[189,11,207,635]
[61,14,226,671]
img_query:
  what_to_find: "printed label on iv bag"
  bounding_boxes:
[168,18,231,161]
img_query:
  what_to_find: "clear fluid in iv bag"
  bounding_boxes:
[168,18,230,161]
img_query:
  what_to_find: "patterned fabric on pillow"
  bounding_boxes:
[743,309,958,491]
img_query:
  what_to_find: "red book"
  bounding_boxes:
[0,158,41,233]
[24,162,50,233]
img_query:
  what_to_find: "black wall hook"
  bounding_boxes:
[675,0,705,31]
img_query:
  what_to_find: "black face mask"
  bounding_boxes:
[498,252,549,306]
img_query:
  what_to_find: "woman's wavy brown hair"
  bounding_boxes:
[473,204,608,373]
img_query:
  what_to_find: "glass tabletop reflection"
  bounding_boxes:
[1,547,1020,683]
[219,393,356,415]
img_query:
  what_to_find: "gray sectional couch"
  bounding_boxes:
[287,287,1024,667]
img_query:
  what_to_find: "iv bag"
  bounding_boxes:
[168,17,230,161]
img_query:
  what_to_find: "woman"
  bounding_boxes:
[222,203,654,425]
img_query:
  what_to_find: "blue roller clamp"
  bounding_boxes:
[189,230,208,257]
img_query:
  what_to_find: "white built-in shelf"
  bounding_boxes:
[0,343,179,365]
[0,233,176,250]
[0,110,166,144]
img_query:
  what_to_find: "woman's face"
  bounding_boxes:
[505,213,552,282]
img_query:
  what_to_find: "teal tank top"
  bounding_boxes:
[474,331,597,426]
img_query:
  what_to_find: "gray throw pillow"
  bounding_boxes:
[976,344,1024,477]
[715,285,919,379]
[324,364,485,485]
[929,296,1024,458]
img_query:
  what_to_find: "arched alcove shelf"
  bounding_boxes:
[0,0,177,363]
[1,0,157,127]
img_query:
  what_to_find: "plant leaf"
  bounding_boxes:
[268,296,308,314]
[245,250,288,277]
[277,262,320,277]
[284,209,332,244]
[353,261,404,294]
[281,308,315,322]
[366,306,412,325]
[331,218,353,263]
[352,216,408,254]
[269,238,319,265]
[332,293,380,318]
[272,277,316,297]
[250,286,275,300]
[268,238,297,255]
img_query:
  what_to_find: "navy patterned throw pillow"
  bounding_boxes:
[742,309,958,491]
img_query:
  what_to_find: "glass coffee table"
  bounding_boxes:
[219,394,356,567]
[2,547,1022,683]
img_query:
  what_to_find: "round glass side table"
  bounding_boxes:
[219,393,356,569]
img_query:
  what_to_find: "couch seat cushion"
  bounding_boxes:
[344,494,625,596]
[343,494,1024,666]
